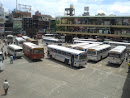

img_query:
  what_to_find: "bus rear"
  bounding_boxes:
[31,48,44,59]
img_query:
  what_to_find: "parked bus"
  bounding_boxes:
[87,44,111,61]
[74,40,103,45]
[42,37,62,45]
[65,43,89,49]
[73,38,97,42]
[104,41,130,51]
[23,42,44,60]
[108,46,126,64]
[15,37,26,47]
[26,38,38,45]
[22,36,30,41]
[75,44,100,52]
[43,34,58,38]
[47,45,87,67]
[37,34,42,39]
[0,52,4,71]
[7,44,23,57]
[7,35,13,44]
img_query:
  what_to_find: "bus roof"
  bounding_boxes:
[66,43,89,48]
[43,37,61,41]
[48,45,85,55]
[22,36,29,39]
[75,38,97,42]
[27,38,37,41]
[8,44,23,50]
[74,40,103,44]
[88,44,111,51]
[7,35,13,37]
[16,37,25,41]
[24,42,43,49]
[76,44,100,50]
[105,41,130,45]
[109,46,126,53]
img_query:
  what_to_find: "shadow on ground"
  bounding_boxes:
[121,69,130,98]
[106,63,120,68]
[45,58,84,70]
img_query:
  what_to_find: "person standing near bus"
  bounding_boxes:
[3,80,9,95]
[126,53,128,62]
[10,56,13,64]
[14,52,16,60]
[4,51,7,59]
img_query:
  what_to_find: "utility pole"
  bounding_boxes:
[16,0,17,10]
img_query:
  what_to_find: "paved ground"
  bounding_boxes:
[0,39,130,98]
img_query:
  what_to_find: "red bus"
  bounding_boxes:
[37,34,42,39]
[23,42,44,60]
[26,38,38,45]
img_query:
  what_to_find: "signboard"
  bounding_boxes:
[84,7,89,11]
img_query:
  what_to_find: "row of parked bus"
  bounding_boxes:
[7,35,38,47]
[7,42,44,60]
[47,42,127,68]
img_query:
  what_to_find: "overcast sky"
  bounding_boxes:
[1,0,130,17]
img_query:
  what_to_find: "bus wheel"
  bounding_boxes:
[50,55,52,58]
[65,59,68,65]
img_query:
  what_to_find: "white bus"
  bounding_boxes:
[74,40,103,45]
[75,44,100,52]
[15,37,26,47]
[73,38,97,42]
[43,34,58,38]
[8,44,23,57]
[47,45,87,67]
[104,41,130,51]
[42,37,62,45]
[7,35,13,43]
[108,46,126,64]
[0,52,4,71]
[87,44,111,61]
[22,36,30,41]
[65,43,89,49]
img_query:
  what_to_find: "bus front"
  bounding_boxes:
[32,48,44,59]
[87,49,98,61]
[75,52,87,67]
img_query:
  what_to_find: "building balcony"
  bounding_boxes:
[56,24,130,29]
[56,31,130,38]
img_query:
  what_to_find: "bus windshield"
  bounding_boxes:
[15,49,23,52]
[34,49,43,54]
[19,41,24,44]
[79,53,87,60]
[109,53,120,58]
[87,51,96,55]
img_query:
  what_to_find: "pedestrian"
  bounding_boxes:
[3,80,9,95]
[14,52,16,60]
[10,56,13,64]
[126,53,128,62]
[4,51,7,59]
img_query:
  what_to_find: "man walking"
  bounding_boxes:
[3,80,9,95]
[14,52,16,60]
[4,51,7,59]
[10,56,13,64]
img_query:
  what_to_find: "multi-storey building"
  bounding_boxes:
[0,4,4,34]
[23,17,38,37]
[56,16,130,41]
[33,11,53,33]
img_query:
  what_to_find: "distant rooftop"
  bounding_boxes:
[61,16,130,18]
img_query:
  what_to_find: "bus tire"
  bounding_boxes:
[50,55,52,58]
[65,59,68,65]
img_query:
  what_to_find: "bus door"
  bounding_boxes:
[71,54,74,66]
